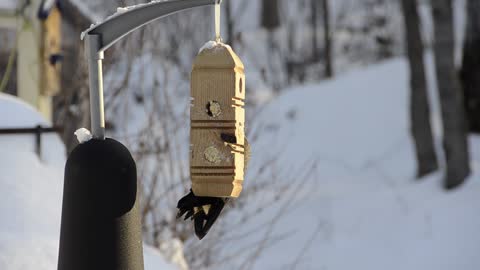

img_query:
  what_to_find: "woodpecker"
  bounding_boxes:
[177,133,250,239]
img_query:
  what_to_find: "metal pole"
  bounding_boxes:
[86,35,105,139]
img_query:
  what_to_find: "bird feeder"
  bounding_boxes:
[190,43,246,198]
[39,1,62,96]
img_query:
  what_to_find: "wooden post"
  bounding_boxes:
[40,7,62,97]
[16,0,45,118]
[15,0,61,122]
[190,43,246,198]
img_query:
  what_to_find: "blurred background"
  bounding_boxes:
[0,0,479,269]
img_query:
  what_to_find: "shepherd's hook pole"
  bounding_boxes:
[84,0,219,139]
[87,35,106,139]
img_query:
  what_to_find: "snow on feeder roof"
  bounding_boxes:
[195,40,244,69]
[38,0,61,20]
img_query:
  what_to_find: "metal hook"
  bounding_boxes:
[83,0,219,139]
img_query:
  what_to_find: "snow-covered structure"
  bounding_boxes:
[0,0,98,121]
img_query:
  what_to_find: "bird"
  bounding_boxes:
[176,132,250,240]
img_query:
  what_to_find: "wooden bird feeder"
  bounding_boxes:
[190,43,246,198]
[40,5,62,96]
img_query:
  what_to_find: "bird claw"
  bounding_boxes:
[176,190,228,239]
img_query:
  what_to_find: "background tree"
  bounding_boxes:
[261,0,281,31]
[310,0,320,61]
[432,0,470,189]
[460,0,480,133]
[308,0,333,77]
[400,0,438,178]
[322,0,333,78]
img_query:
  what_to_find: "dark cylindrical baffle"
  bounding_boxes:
[57,138,144,270]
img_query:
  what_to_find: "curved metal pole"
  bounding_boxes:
[85,0,220,139]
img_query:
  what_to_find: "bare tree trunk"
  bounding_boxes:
[322,0,333,78]
[432,0,471,189]
[311,0,319,61]
[401,0,438,178]
[460,0,480,133]
[261,0,280,31]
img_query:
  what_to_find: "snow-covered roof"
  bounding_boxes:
[38,0,101,23]
[38,0,60,20]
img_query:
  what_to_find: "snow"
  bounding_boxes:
[40,0,56,13]
[198,40,233,54]
[214,54,480,270]
[0,93,66,269]
[74,128,92,143]
[199,40,218,52]
[0,93,178,270]
[144,246,179,270]
[158,238,189,270]
[81,0,168,40]
[80,24,95,40]
[116,7,129,13]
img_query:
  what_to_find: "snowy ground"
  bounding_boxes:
[0,93,177,270]
[218,54,480,270]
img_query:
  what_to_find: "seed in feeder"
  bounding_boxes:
[204,146,222,163]
[206,101,222,117]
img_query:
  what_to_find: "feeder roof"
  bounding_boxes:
[194,42,244,70]
[38,0,61,20]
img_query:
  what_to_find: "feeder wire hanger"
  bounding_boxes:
[215,0,222,42]
[84,0,224,139]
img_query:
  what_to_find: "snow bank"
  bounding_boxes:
[0,94,65,269]
[0,94,178,270]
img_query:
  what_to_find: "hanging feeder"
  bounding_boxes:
[190,43,246,198]
[176,0,249,240]
[176,42,248,239]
